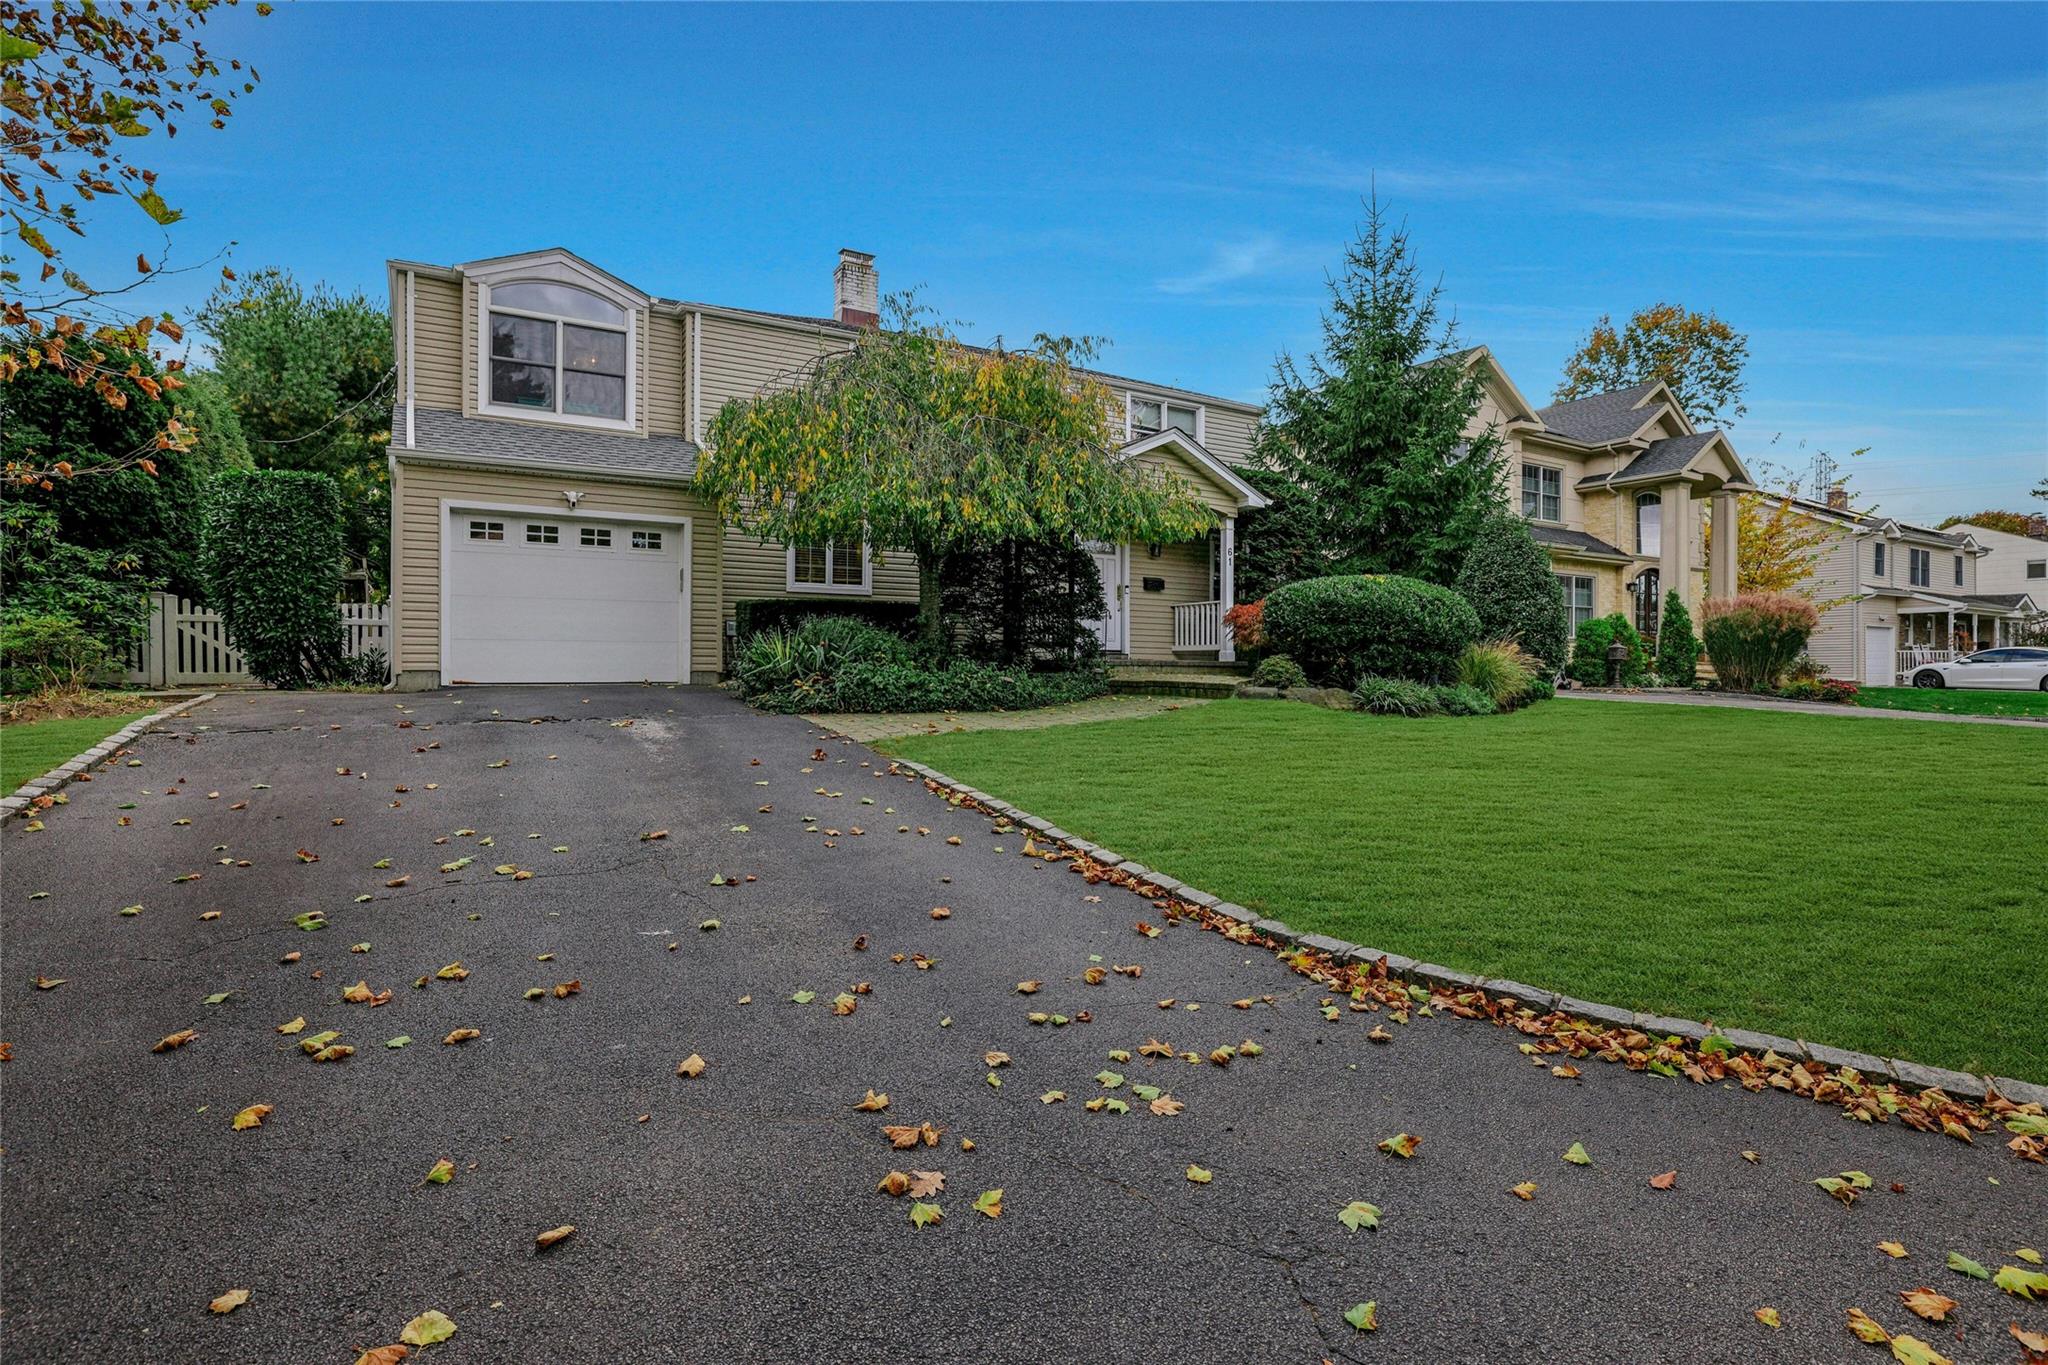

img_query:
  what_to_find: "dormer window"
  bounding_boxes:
[1127,394,1200,441]
[484,280,631,424]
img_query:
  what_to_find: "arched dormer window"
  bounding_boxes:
[483,279,632,425]
[1635,491,1662,557]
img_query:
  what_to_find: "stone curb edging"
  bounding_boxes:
[889,756,2047,1110]
[2,693,217,818]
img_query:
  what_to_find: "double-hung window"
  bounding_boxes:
[1873,542,1887,578]
[790,541,869,594]
[2027,559,2046,580]
[1521,465,1561,522]
[1908,548,1931,587]
[1953,554,1964,586]
[1555,574,1595,636]
[1127,395,1199,440]
[486,281,630,423]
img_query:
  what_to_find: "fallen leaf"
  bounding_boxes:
[973,1188,1003,1219]
[1337,1200,1382,1232]
[1948,1252,1991,1280]
[1879,1241,1909,1259]
[1039,1090,1066,1104]
[1149,1095,1185,1117]
[676,1053,706,1078]
[553,981,582,999]
[1995,1264,2048,1299]
[423,1159,455,1186]
[876,1170,911,1197]
[442,1028,480,1045]
[1563,1142,1592,1166]
[1185,1164,1213,1184]
[853,1090,890,1112]
[1847,1307,1892,1344]
[535,1225,575,1250]
[909,1201,942,1228]
[1899,1288,1956,1322]
[33,975,65,990]
[1649,1170,1678,1190]
[1888,1335,1953,1365]
[400,1310,456,1346]
[209,1287,250,1314]
[2010,1322,2048,1354]
[929,907,951,920]
[153,1029,197,1052]
[1511,1182,1538,1200]
[640,829,668,842]
[232,1103,272,1131]
[2017,1248,2043,1265]
[907,1170,944,1198]
[1377,1132,1421,1159]
[1344,1302,1378,1332]
[1753,1306,1781,1330]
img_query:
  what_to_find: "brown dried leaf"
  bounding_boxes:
[1648,1170,1677,1190]
[676,1053,706,1077]
[907,1170,944,1198]
[442,1028,480,1045]
[852,1089,890,1112]
[1899,1288,1956,1322]
[535,1224,575,1250]
[209,1287,251,1314]
[876,1170,910,1196]
[153,1029,197,1052]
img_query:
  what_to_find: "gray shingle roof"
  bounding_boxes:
[1620,433,1719,480]
[401,407,699,479]
[1965,593,2037,612]
[1534,383,1663,443]
[1528,524,1631,559]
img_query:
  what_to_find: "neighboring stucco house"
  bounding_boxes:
[1451,348,1752,644]
[381,247,1266,689]
[1765,497,2037,683]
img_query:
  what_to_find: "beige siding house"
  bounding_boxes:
[1770,499,2036,683]
[383,247,1265,689]
[1450,348,1752,646]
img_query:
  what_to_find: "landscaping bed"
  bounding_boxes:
[884,698,2048,1080]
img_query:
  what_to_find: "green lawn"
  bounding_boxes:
[886,700,2048,1080]
[1855,685,2048,719]
[0,712,150,792]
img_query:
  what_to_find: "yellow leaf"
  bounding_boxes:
[1510,1182,1538,1200]
[535,1225,575,1250]
[275,1016,306,1035]
[209,1288,250,1314]
[852,1089,890,1112]
[1753,1306,1780,1330]
[232,1103,271,1131]
[1888,1335,1952,1365]
[1898,1287,1955,1322]
[1878,1241,1908,1258]
[1846,1307,1891,1344]
[153,1029,197,1052]
[400,1310,456,1346]
[676,1053,706,1078]
[442,1028,480,1045]
[1185,1164,1213,1184]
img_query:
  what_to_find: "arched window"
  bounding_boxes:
[1635,492,1662,557]
[486,281,630,422]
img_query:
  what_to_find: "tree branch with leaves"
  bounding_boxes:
[1,0,269,485]
[1554,303,1749,429]
[694,297,1214,652]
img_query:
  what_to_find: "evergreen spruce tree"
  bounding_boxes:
[1655,589,1701,686]
[1254,197,1504,586]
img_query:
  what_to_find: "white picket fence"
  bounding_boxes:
[123,593,389,688]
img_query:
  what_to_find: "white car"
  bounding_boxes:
[1908,646,2048,691]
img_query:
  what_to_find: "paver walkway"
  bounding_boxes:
[2,686,2041,1363]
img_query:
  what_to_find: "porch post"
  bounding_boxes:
[1218,515,1237,663]
[1709,490,1739,600]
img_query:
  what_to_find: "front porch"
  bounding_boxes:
[1893,595,2039,678]
[1089,427,1268,664]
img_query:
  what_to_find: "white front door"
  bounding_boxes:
[1083,543,1124,652]
[445,510,686,683]
[1864,624,1894,685]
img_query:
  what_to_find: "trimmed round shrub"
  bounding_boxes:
[1251,654,1308,690]
[1263,575,1481,686]
[1566,614,1649,687]
[1453,514,1569,672]
[198,470,347,688]
[1353,675,1442,717]
[1702,592,1820,692]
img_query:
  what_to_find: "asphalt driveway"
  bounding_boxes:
[2,686,2041,1364]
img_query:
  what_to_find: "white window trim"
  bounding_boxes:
[786,540,874,595]
[1123,390,1205,445]
[2026,559,2046,579]
[469,258,640,434]
[439,499,691,682]
[1521,462,1564,524]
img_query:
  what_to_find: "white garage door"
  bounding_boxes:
[445,511,685,683]
[1864,624,1894,686]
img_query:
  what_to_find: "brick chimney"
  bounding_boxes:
[833,248,878,327]
[1825,483,1849,511]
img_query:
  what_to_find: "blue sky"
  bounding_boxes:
[98,2,2048,522]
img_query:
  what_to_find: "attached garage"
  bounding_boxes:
[443,505,690,683]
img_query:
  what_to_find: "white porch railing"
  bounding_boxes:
[1897,648,1954,679]
[1173,600,1224,652]
[123,592,389,688]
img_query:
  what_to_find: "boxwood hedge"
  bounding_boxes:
[1261,574,1481,685]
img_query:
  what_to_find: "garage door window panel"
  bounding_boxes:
[580,527,612,549]
[468,520,505,542]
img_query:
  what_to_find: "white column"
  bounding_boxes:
[1709,489,1739,600]
[1218,515,1237,662]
